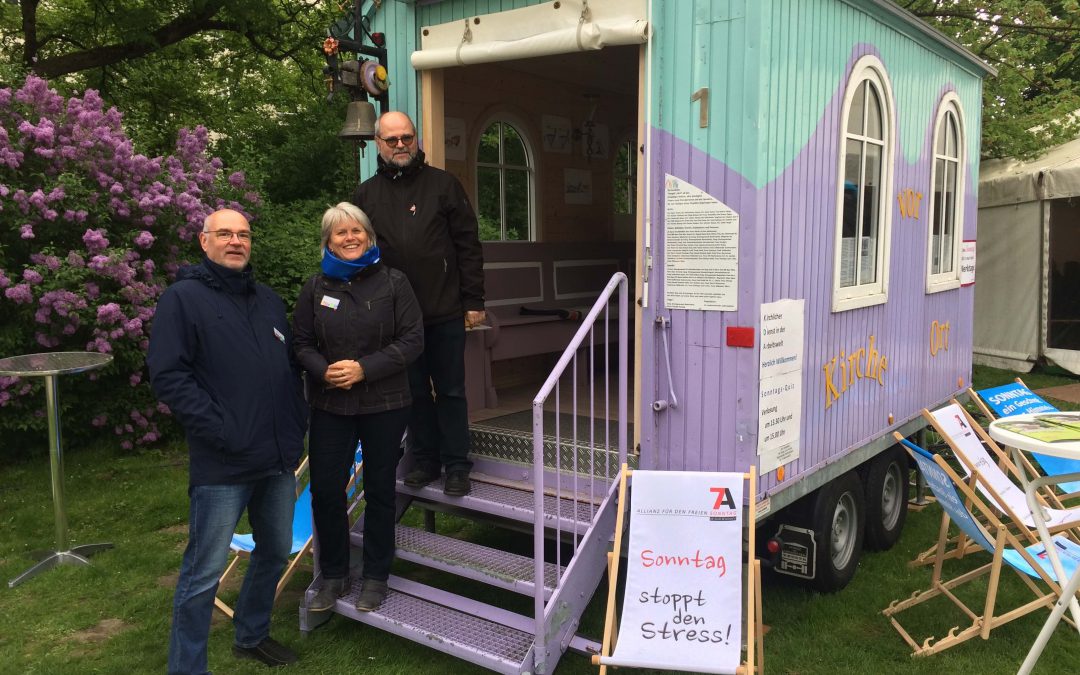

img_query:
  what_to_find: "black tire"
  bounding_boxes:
[810,471,865,592]
[863,445,909,551]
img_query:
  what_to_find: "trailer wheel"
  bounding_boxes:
[863,445,909,551]
[811,471,864,592]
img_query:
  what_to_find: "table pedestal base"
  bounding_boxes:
[7,542,113,588]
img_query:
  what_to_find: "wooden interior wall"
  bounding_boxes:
[441,54,637,243]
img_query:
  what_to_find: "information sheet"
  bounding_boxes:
[664,175,738,311]
[758,299,804,473]
[960,240,976,286]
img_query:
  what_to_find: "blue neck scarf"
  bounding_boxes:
[321,245,381,281]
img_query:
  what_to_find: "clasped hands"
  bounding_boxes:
[324,359,364,389]
[465,310,487,329]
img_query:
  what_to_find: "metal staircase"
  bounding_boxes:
[299,273,629,674]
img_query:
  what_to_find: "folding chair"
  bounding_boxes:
[924,402,1080,533]
[970,379,1080,498]
[883,434,1079,656]
[214,444,363,618]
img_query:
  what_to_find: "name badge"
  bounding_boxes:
[273,327,285,344]
[320,295,341,310]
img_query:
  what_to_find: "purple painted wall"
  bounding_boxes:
[639,50,978,502]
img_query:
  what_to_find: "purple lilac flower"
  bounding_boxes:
[4,284,32,304]
[96,303,123,324]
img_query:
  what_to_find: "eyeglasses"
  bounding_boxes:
[203,229,252,242]
[377,134,415,146]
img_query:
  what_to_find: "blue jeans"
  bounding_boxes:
[407,318,472,473]
[167,471,295,675]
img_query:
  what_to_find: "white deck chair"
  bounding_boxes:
[925,402,1080,536]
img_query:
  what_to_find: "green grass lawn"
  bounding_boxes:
[2,364,1080,673]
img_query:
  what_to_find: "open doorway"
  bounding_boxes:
[420,45,642,429]
[1048,198,1080,351]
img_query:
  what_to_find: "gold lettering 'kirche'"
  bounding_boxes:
[822,335,888,409]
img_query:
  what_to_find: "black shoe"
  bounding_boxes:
[403,466,440,488]
[309,576,349,612]
[233,637,298,667]
[443,470,471,497]
[354,579,388,612]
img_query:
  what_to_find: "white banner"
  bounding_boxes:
[608,470,744,674]
[758,299,804,472]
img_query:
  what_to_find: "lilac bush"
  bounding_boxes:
[0,75,258,452]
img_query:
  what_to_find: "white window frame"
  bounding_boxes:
[925,92,966,294]
[474,115,536,242]
[831,55,896,312]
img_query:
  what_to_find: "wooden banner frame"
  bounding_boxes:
[592,465,763,674]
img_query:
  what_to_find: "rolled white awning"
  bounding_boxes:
[411,0,648,71]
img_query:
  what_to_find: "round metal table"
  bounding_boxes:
[0,351,114,588]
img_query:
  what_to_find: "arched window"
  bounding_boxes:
[613,138,637,216]
[832,56,895,311]
[927,94,965,292]
[476,120,533,241]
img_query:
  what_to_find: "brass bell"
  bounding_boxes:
[339,100,377,140]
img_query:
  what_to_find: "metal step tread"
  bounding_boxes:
[334,581,533,670]
[398,477,597,527]
[392,524,562,590]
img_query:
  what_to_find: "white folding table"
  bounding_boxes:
[987,411,1080,674]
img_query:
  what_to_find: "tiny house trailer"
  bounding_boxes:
[302,1,993,672]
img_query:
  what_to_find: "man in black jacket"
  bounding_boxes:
[148,208,308,674]
[353,111,485,496]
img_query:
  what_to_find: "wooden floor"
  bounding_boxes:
[468,378,626,424]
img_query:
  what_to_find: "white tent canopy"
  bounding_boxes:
[976,136,1080,374]
[981,135,1080,208]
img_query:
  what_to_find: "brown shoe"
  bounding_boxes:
[309,576,349,612]
[354,579,388,612]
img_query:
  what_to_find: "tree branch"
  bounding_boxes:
[30,0,229,79]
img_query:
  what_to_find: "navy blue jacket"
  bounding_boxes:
[147,258,307,486]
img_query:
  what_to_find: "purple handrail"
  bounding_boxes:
[531,272,628,670]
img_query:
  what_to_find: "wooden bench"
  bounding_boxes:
[464,241,634,410]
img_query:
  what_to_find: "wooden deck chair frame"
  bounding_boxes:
[884,434,1075,657]
[592,465,764,675]
[214,451,364,618]
[923,401,1080,538]
[969,378,1080,501]
[909,402,1049,569]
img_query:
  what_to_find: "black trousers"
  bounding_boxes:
[406,317,473,473]
[308,405,409,581]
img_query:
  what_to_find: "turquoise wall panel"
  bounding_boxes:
[651,0,984,189]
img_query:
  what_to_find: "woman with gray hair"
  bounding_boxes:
[292,202,424,612]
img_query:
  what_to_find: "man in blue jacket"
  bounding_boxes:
[148,208,308,674]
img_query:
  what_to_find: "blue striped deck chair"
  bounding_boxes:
[214,443,363,618]
[885,433,1078,656]
[971,379,1080,497]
